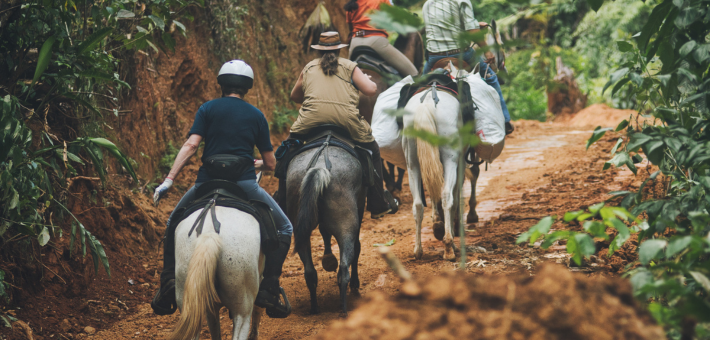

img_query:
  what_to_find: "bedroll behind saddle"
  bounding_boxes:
[169,180,280,252]
[274,125,374,187]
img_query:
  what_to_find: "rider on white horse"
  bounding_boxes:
[151,60,293,318]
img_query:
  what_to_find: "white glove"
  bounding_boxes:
[153,178,173,206]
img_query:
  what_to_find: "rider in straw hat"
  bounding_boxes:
[151,60,293,318]
[280,31,399,218]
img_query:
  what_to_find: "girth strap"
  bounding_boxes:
[307,134,333,171]
[188,193,222,237]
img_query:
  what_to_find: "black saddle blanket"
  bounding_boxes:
[168,181,280,252]
[397,71,476,125]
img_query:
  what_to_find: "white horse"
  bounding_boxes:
[170,207,264,340]
[403,86,463,261]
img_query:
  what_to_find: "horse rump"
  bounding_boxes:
[170,232,222,340]
[294,167,331,254]
[413,94,444,202]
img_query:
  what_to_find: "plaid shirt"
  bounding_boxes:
[422,0,480,53]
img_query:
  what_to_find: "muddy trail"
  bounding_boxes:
[90,108,651,339]
[2,106,654,340]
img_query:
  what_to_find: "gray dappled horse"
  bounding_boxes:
[287,147,365,316]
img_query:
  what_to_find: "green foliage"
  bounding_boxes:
[0,0,196,302]
[370,4,424,35]
[270,106,299,134]
[517,205,640,265]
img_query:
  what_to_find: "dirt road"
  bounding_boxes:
[5,105,643,340]
[72,105,641,340]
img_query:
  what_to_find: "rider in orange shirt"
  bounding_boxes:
[346,0,419,77]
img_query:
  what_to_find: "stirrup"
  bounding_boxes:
[257,287,292,318]
[151,280,177,315]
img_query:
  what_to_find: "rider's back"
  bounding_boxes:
[290,58,374,143]
[190,96,271,183]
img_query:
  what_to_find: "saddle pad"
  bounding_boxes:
[169,194,280,252]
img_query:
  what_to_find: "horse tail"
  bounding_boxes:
[294,167,331,254]
[170,232,222,340]
[414,94,444,202]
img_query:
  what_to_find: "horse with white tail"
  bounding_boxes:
[403,86,464,261]
[170,205,265,340]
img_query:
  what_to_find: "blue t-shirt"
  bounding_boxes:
[189,97,273,183]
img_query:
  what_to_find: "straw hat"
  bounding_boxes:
[310,31,349,50]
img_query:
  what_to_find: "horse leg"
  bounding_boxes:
[467,158,481,224]
[440,147,459,261]
[395,167,405,192]
[336,233,357,317]
[207,307,222,340]
[349,238,361,295]
[320,229,337,272]
[297,238,320,314]
[247,307,263,340]
[405,138,425,260]
[384,161,396,193]
[230,305,253,340]
[433,201,445,241]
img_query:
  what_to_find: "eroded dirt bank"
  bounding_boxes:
[39,109,656,340]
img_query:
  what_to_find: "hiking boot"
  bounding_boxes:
[370,190,399,219]
[254,234,292,318]
[151,279,177,315]
[255,277,292,318]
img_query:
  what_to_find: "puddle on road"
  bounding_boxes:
[462,130,592,222]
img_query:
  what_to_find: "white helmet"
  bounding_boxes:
[217,60,254,89]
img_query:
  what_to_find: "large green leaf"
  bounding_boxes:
[637,0,672,53]
[369,4,423,35]
[586,0,604,11]
[516,216,555,245]
[586,127,612,150]
[76,27,113,54]
[567,233,596,266]
[85,138,138,182]
[665,236,692,258]
[31,36,57,86]
[639,239,667,265]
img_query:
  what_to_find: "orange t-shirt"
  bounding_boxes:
[347,0,390,38]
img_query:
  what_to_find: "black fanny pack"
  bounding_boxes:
[204,154,253,181]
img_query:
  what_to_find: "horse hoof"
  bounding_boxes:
[433,221,445,241]
[443,251,456,262]
[467,212,479,224]
[414,248,423,260]
[321,254,338,272]
[339,312,348,319]
[310,307,320,315]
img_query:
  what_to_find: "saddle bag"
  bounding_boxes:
[204,154,253,181]
[249,199,280,253]
[274,139,304,179]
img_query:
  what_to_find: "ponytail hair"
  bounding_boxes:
[319,51,339,76]
[344,0,359,12]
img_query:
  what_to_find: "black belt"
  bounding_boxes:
[429,48,467,56]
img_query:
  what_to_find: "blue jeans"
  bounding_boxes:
[422,48,510,122]
[167,180,293,236]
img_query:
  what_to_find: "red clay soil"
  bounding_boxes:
[315,264,664,340]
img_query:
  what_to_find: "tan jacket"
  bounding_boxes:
[290,58,374,143]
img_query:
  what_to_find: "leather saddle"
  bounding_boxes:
[431,57,472,72]
[171,179,280,252]
[274,124,375,186]
[396,70,476,127]
[350,46,401,80]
